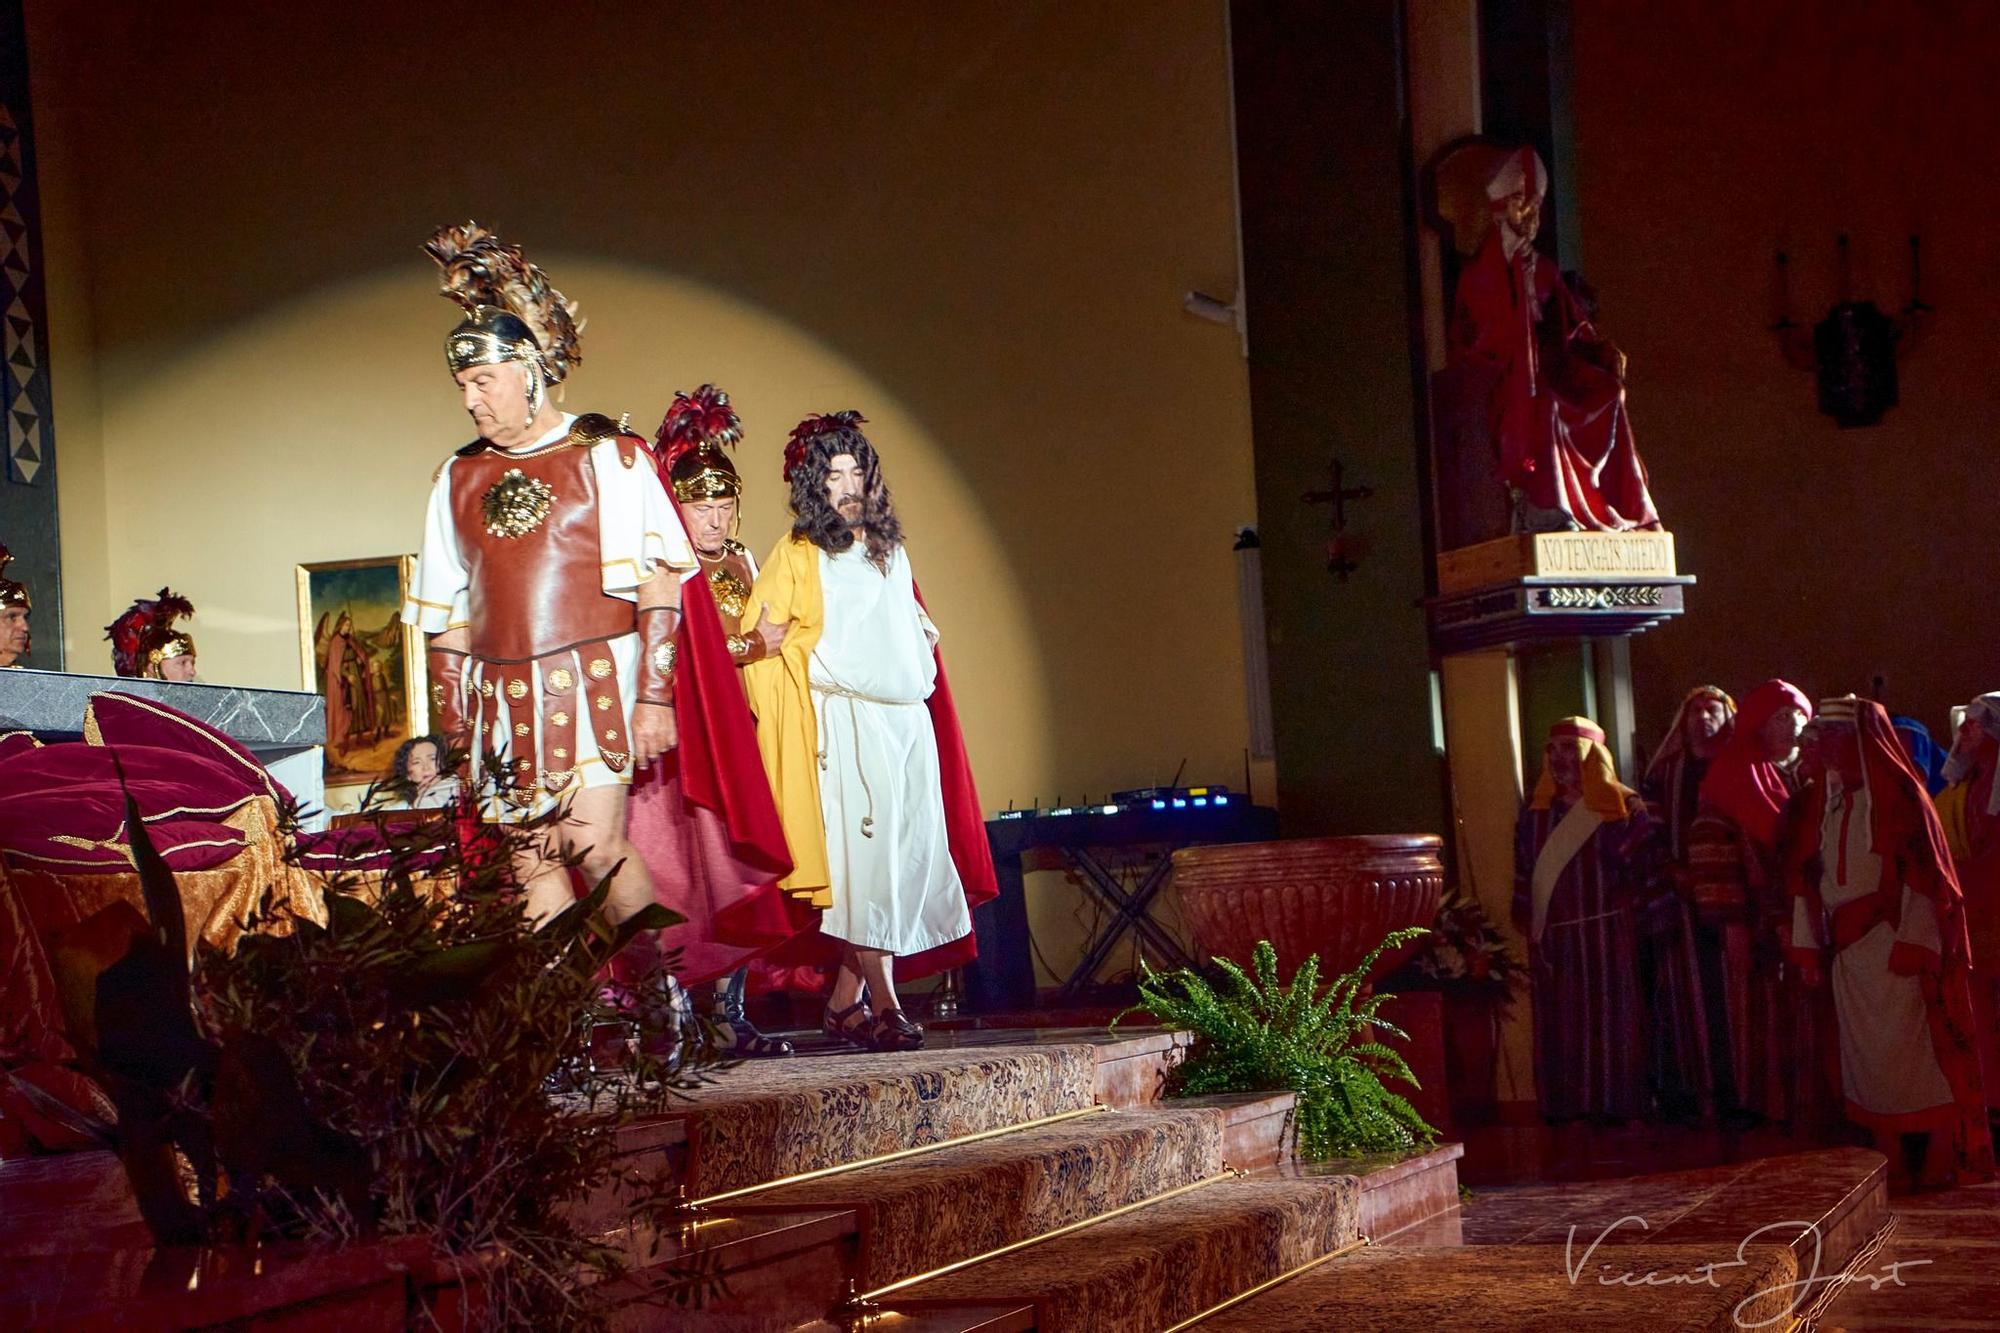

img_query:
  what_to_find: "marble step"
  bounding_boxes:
[733,1105,1229,1290]
[1455,1146,1890,1276]
[1200,1146,1891,1332]
[1193,1241,1801,1331]
[1265,1141,1466,1239]
[667,1043,1099,1199]
[879,1173,1362,1333]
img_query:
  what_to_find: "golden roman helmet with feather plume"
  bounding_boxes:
[423,222,584,421]
[0,544,28,611]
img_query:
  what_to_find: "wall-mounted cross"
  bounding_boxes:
[1303,456,1373,581]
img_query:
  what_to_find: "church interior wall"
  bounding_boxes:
[1568,0,2000,744]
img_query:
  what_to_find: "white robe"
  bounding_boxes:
[810,543,970,956]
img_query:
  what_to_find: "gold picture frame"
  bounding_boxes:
[296,555,425,786]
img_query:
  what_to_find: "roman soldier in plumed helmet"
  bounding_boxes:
[657,385,776,666]
[0,545,30,668]
[106,589,199,681]
[625,385,797,1055]
[398,223,792,1013]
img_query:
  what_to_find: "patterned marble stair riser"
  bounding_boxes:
[673,1045,1099,1199]
[735,1107,1228,1289]
[885,1173,1362,1333]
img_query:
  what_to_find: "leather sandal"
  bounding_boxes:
[722,1020,796,1058]
[868,1007,926,1052]
[716,968,795,1057]
[823,999,874,1048]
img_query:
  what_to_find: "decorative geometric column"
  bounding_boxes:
[0,97,48,485]
[0,0,62,667]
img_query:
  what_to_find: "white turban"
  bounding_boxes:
[1943,691,2000,812]
[1485,147,1549,204]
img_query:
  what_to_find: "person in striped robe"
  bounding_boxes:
[1513,717,1660,1123]
[1639,685,1734,1121]
[1937,693,2000,1122]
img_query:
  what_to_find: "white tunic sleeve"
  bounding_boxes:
[1897,884,1944,956]
[402,457,470,633]
[594,440,696,599]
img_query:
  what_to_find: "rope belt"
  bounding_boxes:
[810,677,923,840]
[1540,906,1633,931]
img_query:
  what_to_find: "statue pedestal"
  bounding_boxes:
[1428,529,1691,653]
[1425,536,1693,1108]
[0,669,326,826]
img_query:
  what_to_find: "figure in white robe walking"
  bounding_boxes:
[743,411,987,1052]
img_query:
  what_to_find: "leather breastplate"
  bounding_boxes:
[451,438,634,662]
[699,543,754,621]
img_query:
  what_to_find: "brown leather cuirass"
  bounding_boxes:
[450,438,635,662]
[698,542,754,621]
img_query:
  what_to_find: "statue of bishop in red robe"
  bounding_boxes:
[1447,148,1661,533]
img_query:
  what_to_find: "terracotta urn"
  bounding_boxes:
[1172,835,1445,985]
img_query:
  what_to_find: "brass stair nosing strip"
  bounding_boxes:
[1158,1234,1372,1332]
[687,1103,1109,1209]
[856,1166,1245,1304]
[1787,1211,1897,1332]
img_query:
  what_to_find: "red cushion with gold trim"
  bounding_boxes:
[82,691,292,806]
[0,744,262,852]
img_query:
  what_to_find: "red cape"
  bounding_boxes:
[897,589,1000,979]
[620,550,801,984]
[1699,679,1811,855]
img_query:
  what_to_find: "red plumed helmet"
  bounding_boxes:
[105,588,197,678]
[655,384,742,471]
[656,385,746,503]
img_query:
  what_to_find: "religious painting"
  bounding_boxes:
[296,556,423,785]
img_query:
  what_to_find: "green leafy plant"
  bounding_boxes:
[1115,930,1436,1161]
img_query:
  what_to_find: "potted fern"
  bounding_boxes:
[1116,929,1435,1161]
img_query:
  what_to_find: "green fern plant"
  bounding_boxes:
[1116,930,1435,1161]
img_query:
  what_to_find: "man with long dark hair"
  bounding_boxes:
[742,412,993,1052]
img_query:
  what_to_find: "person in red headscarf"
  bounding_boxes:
[1447,147,1660,533]
[1784,696,1993,1189]
[1685,679,1811,1125]
[1512,717,1659,1122]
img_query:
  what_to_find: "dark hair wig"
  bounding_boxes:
[786,412,902,567]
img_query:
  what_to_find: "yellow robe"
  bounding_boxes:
[741,535,833,907]
[1938,781,1972,863]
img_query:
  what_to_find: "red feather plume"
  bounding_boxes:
[654,384,742,476]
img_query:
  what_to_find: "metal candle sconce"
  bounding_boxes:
[1772,233,1931,429]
